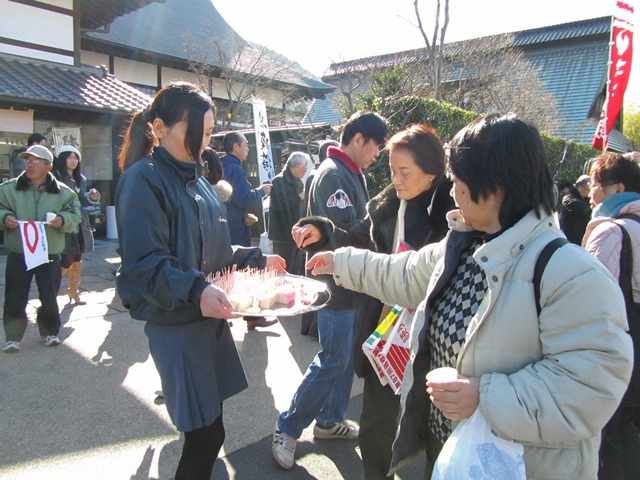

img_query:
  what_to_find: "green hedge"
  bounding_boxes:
[364,96,598,196]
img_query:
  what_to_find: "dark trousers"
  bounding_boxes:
[176,414,225,480]
[3,253,61,342]
[360,370,442,479]
[360,371,400,479]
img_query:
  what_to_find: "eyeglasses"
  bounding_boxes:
[24,158,47,165]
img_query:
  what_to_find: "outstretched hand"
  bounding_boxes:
[265,254,287,272]
[291,224,322,248]
[306,251,335,276]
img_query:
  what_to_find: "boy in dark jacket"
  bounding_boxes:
[272,112,388,470]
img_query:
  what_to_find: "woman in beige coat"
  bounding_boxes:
[307,114,633,479]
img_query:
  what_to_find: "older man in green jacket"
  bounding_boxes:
[0,145,81,353]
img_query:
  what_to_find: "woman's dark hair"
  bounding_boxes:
[386,123,445,178]
[340,111,388,147]
[202,147,223,185]
[590,152,640,193]
[447,113,555,229]
[53,151,82,186]
[223,132,248,155]
[118,82,214,171]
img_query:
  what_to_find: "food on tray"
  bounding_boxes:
[209,268,325,314]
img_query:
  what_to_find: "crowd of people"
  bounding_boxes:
[2,80,639,480]
[1,137,99,353]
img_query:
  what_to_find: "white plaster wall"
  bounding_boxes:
[80,50,109,68]
[0,43,73,64]
[161,67,201,87]
[114,57,157,87]
[255,86,285,109]
[0,0,74,51]
[211,77,285,108]
[38,0,73,9]
[0,109,34,134]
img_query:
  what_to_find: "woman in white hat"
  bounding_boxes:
[53,145,101,305]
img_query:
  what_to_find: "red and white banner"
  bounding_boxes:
[593,1,635,150]
[18,220,49,270]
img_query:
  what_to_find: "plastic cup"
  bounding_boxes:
[45,212,57,223]
[426,367,458,384]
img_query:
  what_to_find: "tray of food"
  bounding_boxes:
[209,268,331,317]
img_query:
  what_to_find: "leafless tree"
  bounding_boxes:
[443,33,559,132]
[413,0,450,100]
[184,34,301,129]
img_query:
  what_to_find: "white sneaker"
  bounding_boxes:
[43,335,61,347]
[313,420,359,440]
[2,341,20,353]
[272,430,296,470]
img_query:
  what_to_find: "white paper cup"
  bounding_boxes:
[46,212,57,224]
[426,367,458,384]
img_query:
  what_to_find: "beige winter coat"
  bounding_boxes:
[333,210,633,479]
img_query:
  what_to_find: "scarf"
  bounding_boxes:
[592,192,640,218]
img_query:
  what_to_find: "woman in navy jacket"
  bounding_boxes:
[115,83,284,480]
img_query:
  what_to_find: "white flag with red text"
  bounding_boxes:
[18,220,49,270]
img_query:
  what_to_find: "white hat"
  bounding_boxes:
[56,144,81,161]
[19,145,53,163]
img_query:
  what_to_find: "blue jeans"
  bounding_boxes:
[277,308,358,439]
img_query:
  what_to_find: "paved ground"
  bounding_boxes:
[0,241,424,479]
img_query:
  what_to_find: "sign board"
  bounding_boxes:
[252,98,275,183]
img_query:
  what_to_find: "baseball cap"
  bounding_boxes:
[56,144,82,161]
[19,145,54,163]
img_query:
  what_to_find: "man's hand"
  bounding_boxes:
[4,215,18,230]
[306,251,335,276]
[265,254,287,272]
[259,183,272,195]
[200,284,233,319]
[48,216,64,229]
[426,375,480,421]
[291,224,322,248]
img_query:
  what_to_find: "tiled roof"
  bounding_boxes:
[80,0,161,30]
[82,0,333,96]
[303,92,342,126]
[319,17,629,148]
[324,17,610,78]
[0,54,151,113]
[523,40,609,144]
[512,16,610,47]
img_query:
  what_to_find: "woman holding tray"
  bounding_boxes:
[115,82,284,480]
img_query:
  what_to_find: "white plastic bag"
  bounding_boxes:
[432,410,526,480]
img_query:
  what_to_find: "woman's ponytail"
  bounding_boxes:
[118,109,153,172]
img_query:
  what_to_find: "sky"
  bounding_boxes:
[213,0,640,107]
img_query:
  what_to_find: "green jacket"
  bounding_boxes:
[0,173,81,254]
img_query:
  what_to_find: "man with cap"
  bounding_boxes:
[558,173,592,244]
[0,145,81,353]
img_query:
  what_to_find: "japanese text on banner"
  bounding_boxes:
[252,98,275,184]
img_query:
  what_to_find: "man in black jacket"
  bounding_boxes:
[558,174,591,244]
[272,112,388,470]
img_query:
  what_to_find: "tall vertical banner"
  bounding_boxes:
[252,99,275,184]
[18,221,49,270]
[593,1,635,150]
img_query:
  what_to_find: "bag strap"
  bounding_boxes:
[534,238,569,316]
